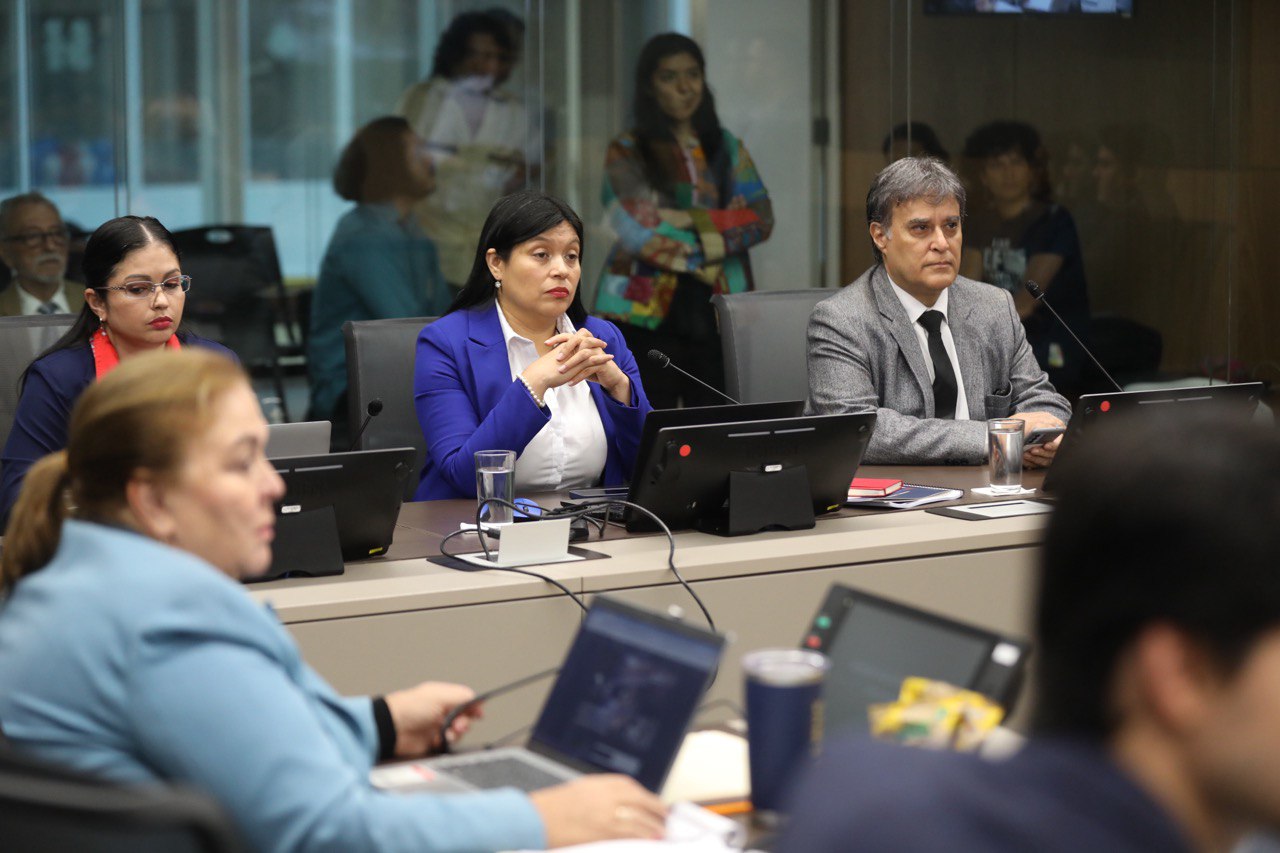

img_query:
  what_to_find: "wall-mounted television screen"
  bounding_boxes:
[925,0,1132,14]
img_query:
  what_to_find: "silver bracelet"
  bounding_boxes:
[518,375,545,408]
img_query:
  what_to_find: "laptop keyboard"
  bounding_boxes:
[440,755,569,792]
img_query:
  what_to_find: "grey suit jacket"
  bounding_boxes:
[806,264,1071,464]
[0,279,85,317]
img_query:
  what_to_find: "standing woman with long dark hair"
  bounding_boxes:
[0,215,234,521]
[595,33,773,409]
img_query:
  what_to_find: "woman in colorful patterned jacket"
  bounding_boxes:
[594,33,773,409]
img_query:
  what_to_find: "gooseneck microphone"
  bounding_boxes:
[646,349,741,405]
[1023,280,1123,393]
[347,398,384,452]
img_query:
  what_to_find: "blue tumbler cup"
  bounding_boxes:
[742,648,828,821]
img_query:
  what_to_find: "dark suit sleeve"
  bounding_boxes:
[806,296,988,464]
[0,359,82,523]
[590,318,651,480]
[413,322,551,498]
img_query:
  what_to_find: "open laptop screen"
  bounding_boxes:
[802,585,1030,738]
[529,599,723,791]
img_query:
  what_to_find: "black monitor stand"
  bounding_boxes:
[697,465,816,536]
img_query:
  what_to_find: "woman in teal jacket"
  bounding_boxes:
[0,349,663,851]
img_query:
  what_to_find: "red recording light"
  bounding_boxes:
[1100,400,1111,413]
[679,444,692,457]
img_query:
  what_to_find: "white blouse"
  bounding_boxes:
[496,306,608,492]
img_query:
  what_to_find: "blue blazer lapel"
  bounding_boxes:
[465,304,513,417]
[870,268,934,408]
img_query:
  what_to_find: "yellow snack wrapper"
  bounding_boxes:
[868,677,1005,752]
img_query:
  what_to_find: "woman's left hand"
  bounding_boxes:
[545,329,631,405]
[383,681,481,757]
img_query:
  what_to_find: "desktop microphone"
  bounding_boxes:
[646,349,741,405]
[347,398,384,452]
[1023,280,1123,393]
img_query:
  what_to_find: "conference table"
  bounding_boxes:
[248,465,1050,742]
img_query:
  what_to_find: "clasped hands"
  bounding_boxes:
[521,329,631,405]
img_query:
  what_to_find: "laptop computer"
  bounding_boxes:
[254,447,416,582]
[265,421,331,459]
[800,584,1030,738]
[625,411,876,534]
[1043,381,1264,491]
[371,596,725,794]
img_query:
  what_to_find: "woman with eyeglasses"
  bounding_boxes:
[0,214,233,522]
[0,350,665,851]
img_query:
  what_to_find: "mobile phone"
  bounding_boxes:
[1025,426,1066,447]
[568,486,630,500]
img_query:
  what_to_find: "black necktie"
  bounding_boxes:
[917,310,958,419]
[36,301,59,315]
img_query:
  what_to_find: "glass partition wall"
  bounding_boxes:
[2,0,1273,415]
[843,0,1273,400]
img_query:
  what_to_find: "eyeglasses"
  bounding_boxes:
[100,275,192,300]
[2,226,69,249]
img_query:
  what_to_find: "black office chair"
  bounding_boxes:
[713,289,829,404]
[0,746,245,852]
[0,314,77,448]
[171,225,295,418]
[343,316,438,501]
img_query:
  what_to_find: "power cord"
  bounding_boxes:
[437,496,716,633]
[548,498,716,633]
[439,501,588,613]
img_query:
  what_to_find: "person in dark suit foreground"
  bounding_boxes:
[805,156,1070,466]
[414,191,650,500]
[780,412,1280,852]
[0,349,665,851]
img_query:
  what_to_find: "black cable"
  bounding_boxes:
[437,666,561,755]
[447,495,716,638]
[554,498,716,634]
[438,515,588,614]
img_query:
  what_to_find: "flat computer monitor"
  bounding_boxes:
[625,412,876,536]
[254,447,416,582]
[1043,381,1265,490]
[800,584,1031,738]
[628,401,804,485]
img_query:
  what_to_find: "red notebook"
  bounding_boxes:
[848,477,903,498]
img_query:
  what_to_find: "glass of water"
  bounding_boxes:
[987,419,1024,494]
[474,450,516,524]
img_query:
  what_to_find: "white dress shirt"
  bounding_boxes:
[496,305,608,491]
[18,282,71,315]
[886,277,970,421]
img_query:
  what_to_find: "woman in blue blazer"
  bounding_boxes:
[414,191,651,500]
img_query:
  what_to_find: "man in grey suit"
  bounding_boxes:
[807,157,1070,466]
[0,192,84,317]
